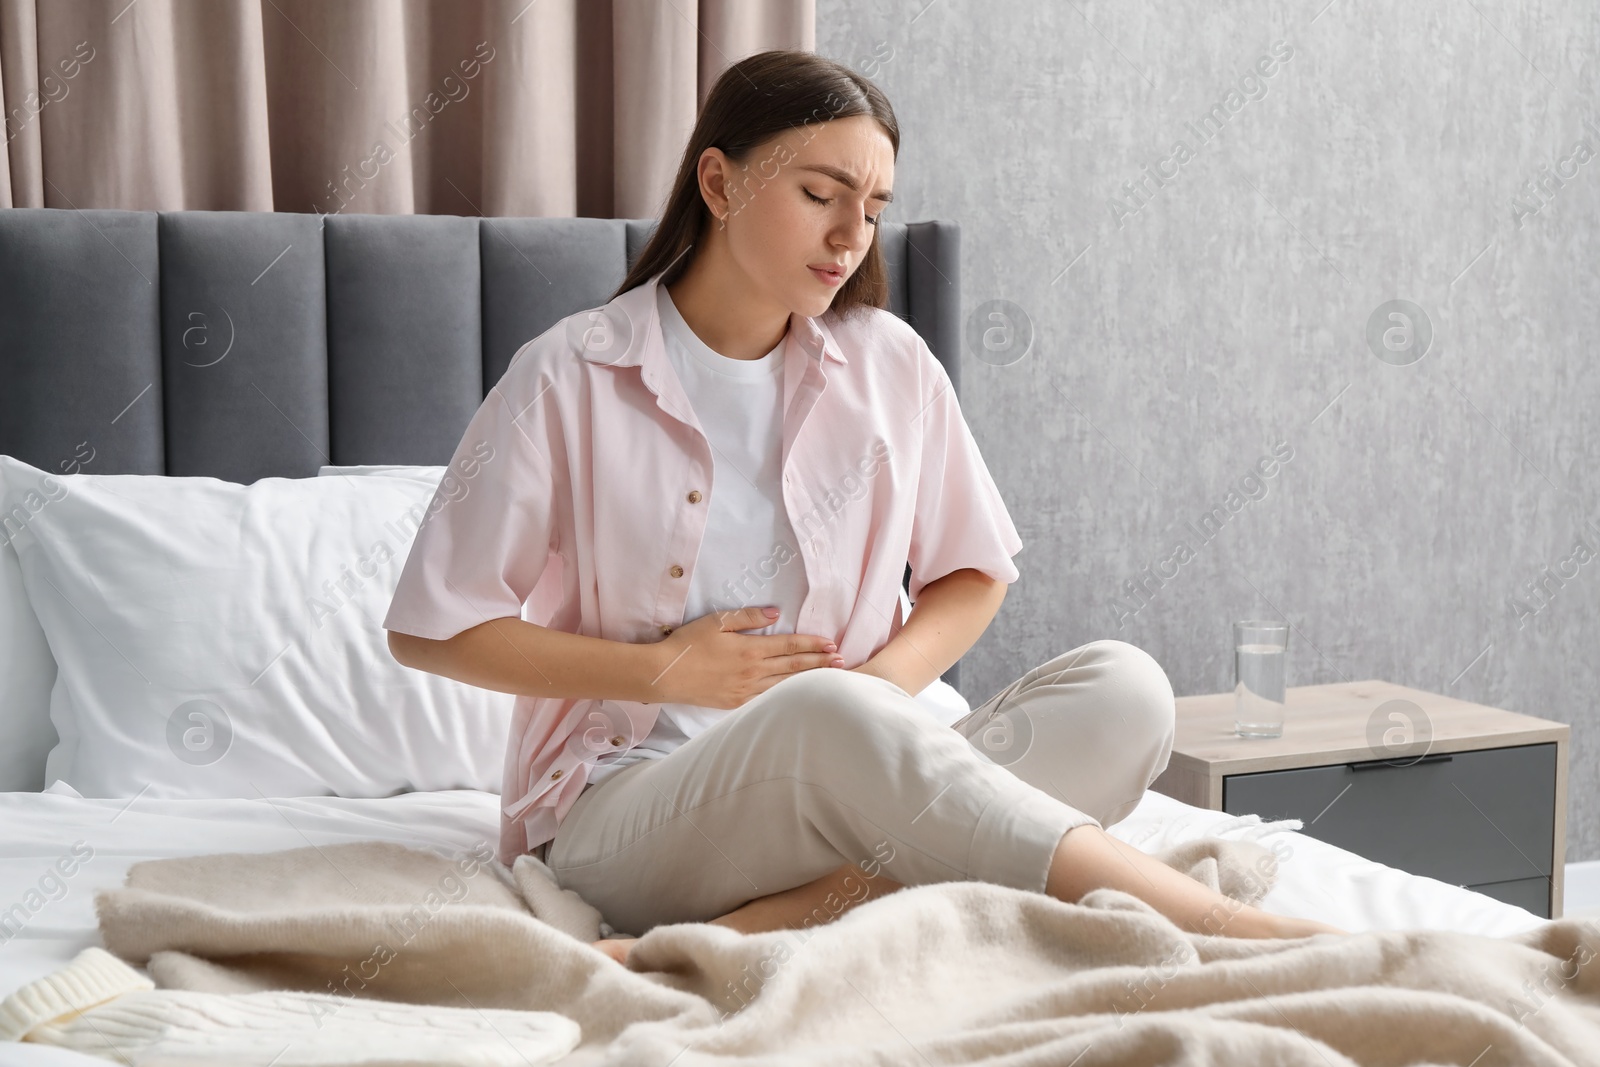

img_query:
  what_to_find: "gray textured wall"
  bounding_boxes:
[818,2,1600,862]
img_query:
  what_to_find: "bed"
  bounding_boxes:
[0,788,1556,1066]
[0,208,1562,1066]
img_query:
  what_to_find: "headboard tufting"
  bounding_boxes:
[0,210,961,482]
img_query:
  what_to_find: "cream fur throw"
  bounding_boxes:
[85,836,1600,1065]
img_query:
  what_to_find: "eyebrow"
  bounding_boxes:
[796,163,894,204]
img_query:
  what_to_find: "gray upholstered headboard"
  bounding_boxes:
[0,208,964,684]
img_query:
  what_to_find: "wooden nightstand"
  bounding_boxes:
[1150,679,1571,918]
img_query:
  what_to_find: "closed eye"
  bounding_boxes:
[804,187,879,228]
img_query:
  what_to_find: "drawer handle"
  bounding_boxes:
[1346,753,1454,772]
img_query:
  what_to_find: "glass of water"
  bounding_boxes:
[1234,619,1289,738]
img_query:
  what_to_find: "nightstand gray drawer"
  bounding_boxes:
[1221,742,1556,893]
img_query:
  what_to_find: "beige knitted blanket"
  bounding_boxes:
[89,837,1600,1066]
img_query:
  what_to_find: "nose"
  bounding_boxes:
[833,219,873,257]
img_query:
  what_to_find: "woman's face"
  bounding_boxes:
[705,115,895,318]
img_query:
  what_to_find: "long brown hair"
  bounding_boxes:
[609,49,900,321]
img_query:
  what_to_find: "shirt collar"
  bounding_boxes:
[578,270,848,368]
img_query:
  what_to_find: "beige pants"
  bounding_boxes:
[545,639,1176,936]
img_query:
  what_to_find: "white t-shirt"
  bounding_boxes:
[584,283,807,786]
[581,284,974,790]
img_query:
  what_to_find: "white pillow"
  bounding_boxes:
[917,677,972,728]
[0,455,513,800]
[0,520,58,791]
[317,465,440,478]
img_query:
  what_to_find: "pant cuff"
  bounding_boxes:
[966,780,1101,894]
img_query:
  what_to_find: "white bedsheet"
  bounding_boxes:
[0,784,1549,1065]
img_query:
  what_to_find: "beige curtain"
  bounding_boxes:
[0,0,813,216]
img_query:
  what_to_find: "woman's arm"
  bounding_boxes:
[388,618,666,703]
[390,604,839,706]
[850,568,1007,696]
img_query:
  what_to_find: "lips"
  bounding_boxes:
[809,263,845,286]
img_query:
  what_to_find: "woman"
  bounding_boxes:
[384,49,1346,966]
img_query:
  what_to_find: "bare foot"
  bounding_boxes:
[591,936,637,964]
[1271,915,1350,938]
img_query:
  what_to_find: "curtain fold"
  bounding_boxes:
[0,0,814,217]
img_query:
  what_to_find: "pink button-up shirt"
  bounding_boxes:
[383,270,1024,865]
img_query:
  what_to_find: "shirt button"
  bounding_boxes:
[550,769,564,780]
[669,564,684,578]
[610,735,625,746]
[687,490,702,503]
